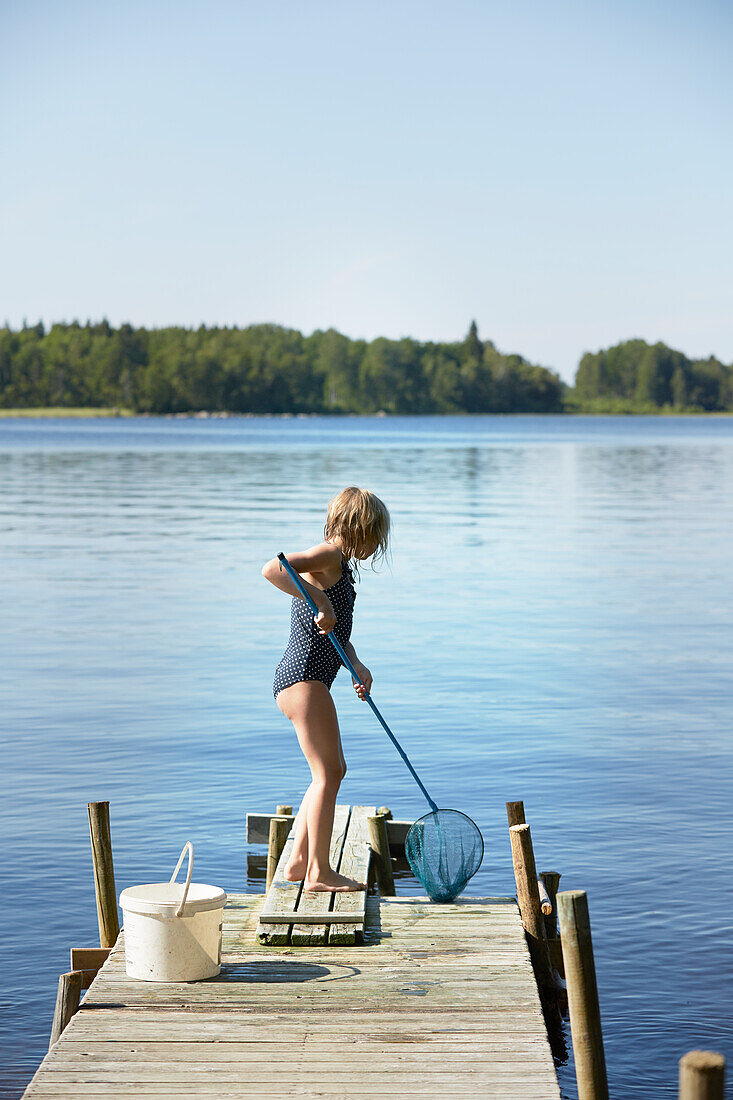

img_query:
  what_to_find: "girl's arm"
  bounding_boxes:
[261,545,339,633]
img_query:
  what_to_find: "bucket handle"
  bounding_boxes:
[169,842,194,917]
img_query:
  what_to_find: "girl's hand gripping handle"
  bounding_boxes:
[277,552,364,686]
[276,552,335,633]
[313,600,336,635]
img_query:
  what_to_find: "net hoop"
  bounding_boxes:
[405,808,484,903]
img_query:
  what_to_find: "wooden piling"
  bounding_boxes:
[557,889,609,1100]
[266,815,291,892]
[508,823,556,1007]
[539,870,563,977]
[87,801,119,949]
[679,1051,725,1100]
[367,813,395,896]
[506,800,525,827]
[276,804,293,816]
[537,876,552,916]
[506,805,555,920]
[539,871,561,933]
[49,971,83,1048]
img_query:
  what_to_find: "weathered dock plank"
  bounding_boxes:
[255,830,303,946]
[257,803,360,945]
[23,893,560,1099]
[328,803,375,945]
[256,803,373,946]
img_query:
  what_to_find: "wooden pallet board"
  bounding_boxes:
[290,803,351,946]
[255,827,303,946]
[328,803,375,945]
[256,804,373,947]
[22,894,561,1099]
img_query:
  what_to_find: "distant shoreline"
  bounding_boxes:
[0,407,137,418]
[1,407,732,419]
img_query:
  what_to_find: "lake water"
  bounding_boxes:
[1,414,732,1098]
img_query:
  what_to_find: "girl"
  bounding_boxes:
[261,487,390,893]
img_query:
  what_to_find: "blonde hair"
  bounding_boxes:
[324,487,390,573]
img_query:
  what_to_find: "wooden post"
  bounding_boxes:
[506,800,525,827]
[266,815,291,892]
[507,805,553,914]
[367,813,395,895]
[539,870,561,935]
[377,806,393,819]
[537,876,552,916]
[87,801,119,949]
[509,823,556,1007]
[49,970,83,1048]
[276,804,293,816]
[539,870,563,977]
[557,890,609,1100]
[679,1051,725,1100]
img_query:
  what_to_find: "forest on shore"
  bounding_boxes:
[1,320,731,415]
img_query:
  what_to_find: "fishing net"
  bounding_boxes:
[405,809,484,903]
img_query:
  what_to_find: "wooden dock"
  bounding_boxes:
[21,802,565,1098]
[21,798,727,1098]
[22,892,560,1098]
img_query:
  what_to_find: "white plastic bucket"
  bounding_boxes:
[119,843,226,982]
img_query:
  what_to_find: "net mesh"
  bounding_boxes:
[405,809,484,903]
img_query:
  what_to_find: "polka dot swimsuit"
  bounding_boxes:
[273,555,357,697]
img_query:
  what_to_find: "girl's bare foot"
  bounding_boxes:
[303,870,366,893]
[283,857,307,882]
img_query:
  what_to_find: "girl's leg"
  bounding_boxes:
[286,738,347,878]
[283,781,313,880]
[275,681,364,892]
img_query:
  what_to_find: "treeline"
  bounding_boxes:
[0,320,730,414]
[0,320,565,414]
[574,340,732,412]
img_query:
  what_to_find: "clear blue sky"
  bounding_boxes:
[1,0,731,384]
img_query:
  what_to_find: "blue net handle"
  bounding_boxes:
[277,552,439,814]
